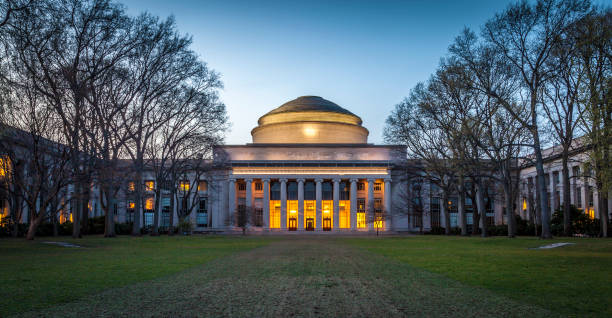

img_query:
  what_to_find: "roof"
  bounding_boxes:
[263,96,358,117]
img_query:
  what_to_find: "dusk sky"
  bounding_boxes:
[119,0,608,145]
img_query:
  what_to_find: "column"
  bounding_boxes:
[367,178,375,231]
[262,178,270,229]
[581,176,588,211]
[280,178,287,230]
[384,178,392,231]
[228,178,236,228]
[245,178,253,211]
[333,178,340,231]
[550,171,556,211]
[315,178,322,231]
[297,178,305,231]
[350,178,358,230]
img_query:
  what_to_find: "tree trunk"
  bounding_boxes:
[168,190,175,236]
[132,159,143,236]
[600,190,609,238]
[103,187,116,237]
[561,149,572,236]
[504,180,516,238]
[533,132,552,239]
[441,191,450,235]
[81,186,90,235]
[25,213,43,240]
[458,177,467,236]
[475,179,487,237]
[151,188,161,236]
[72,182,82,239]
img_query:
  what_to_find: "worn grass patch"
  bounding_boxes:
[0,235,271,316]
[345,236,612,317]
[15,237,555,318]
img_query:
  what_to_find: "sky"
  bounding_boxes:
[119,0,609,145]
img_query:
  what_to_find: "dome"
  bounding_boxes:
[251,96,369,144]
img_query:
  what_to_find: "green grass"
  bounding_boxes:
[345,236,612,317]
[0,235,271,316]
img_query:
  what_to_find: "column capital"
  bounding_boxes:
[384,178,392,183]
[245,178,253,183]
[314,178,324,183]
[279,178,288,183]
[261,178,270,183]
[332,178,341,183]
[367,178,376,183]
[350,178,359,183]
[229,178,236,183]
[296,178,305,183]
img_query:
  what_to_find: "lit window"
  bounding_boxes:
[145,198,154,211]
[198,181,207,192]
[374,183,382,192]
[179,181,190,192]
[128,182,135,192]
[145,180,155,192]
[522,198,527,211]
[357,212,366,228]
[0,156,10,177]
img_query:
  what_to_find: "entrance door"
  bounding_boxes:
[288,217,297,231]
[322,217,332,231]
[305,218,314,231]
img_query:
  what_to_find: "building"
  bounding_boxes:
[1,96,610,234]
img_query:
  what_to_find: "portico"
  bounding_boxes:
[212,96,406,233]
[228,175,391,231]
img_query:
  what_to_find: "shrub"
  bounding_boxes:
[178,218,193,234]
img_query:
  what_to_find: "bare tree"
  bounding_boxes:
[481,0,592,238]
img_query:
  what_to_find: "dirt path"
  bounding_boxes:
[16,237,556,318]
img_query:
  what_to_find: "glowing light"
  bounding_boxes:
[522,199,527,210]
[587,208,595,219]
[232,167,388,176]
[303,127,317,137]
[128,182,135,192]
[145,181,155,191]
[145,198,154,210]
[290,210,297,214]
[0,156,10,177]
[179,181,190,192]
[357,212,366,228]
[128,202,135,209]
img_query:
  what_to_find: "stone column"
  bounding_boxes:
[350,178,358,230]
[315,178,323,231]
[262,178,270,229]
[228,178,236,228]
[280,178,287,230]
[245,178,253,211]
[384,178,392,231]
[367,178,375,231]
[550,171,556,211]
[581,177,588,210]
[333,178,340,230]
[297,178,305,231]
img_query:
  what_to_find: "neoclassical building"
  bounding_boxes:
[208,96,407,232]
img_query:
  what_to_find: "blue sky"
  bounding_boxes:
[119,0,608,145]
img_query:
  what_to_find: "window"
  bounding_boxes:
[572,166,580,178]
[374,183,382,192]
[357,198,366,212]
[179,181,190,192]
[576,186,582,207]
[128,182,135,192]
[161,197,170,228]
[255,182,262,191]
[374,199,382,213]
[357,182,365,191]
[196,197,207,227]
[144,197,154,227]
[198,181,207,192]
[0,156,10,178]
[254,198,263,226]
[588,186,594,207]
[430,197,441,228]
[238,183,246,191]
[126,200,135,223]
[144,180,155,192]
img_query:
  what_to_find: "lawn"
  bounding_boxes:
[345,236,612,317]
[2,235,611,317]
[0,235,271,316]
